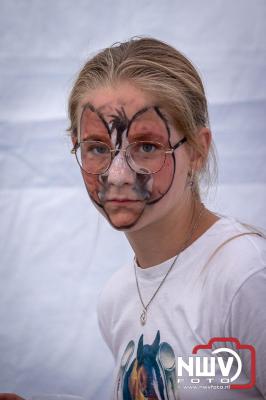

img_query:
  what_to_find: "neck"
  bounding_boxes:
[125,197,219,268]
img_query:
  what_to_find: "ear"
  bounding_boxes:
[71,134,77,147]
[190,127,212,172]
[152,330,160,354]
[71,134,78,154]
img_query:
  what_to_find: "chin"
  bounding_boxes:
[107,209,163,233]
[103,203,146,230]
[106,212,144,231]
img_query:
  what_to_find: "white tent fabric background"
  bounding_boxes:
[0,0,265,398]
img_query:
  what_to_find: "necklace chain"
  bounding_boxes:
[134,203,205,325]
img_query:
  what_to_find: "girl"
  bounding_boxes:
[68,37,266,399]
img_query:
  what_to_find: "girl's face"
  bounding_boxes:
[74,82,192,231]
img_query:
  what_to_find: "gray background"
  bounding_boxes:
[0,0,265,398]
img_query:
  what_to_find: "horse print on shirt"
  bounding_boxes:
[115,330,179,400]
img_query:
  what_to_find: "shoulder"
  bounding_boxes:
[199,216,266,316]
[205,215,266,279]
[224,266,266,395]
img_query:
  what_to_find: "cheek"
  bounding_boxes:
[149,155,175,199]
[82,172,102,205]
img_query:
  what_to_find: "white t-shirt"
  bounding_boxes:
[97,216,266,399]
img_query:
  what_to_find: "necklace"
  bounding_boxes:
[134,203,205,326]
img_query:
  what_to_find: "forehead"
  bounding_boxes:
[77,82,182,144]
[79,82,156,120]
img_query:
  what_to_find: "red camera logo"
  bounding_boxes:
[192,337,256,389]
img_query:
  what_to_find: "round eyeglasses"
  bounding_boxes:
[71,137,187,175]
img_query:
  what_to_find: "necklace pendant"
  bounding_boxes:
[140,309,147,325]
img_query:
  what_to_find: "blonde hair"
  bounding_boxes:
[67,36,217,197]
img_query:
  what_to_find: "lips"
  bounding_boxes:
[106,198,141,203]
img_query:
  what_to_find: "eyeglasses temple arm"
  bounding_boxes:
[172,136,187,150]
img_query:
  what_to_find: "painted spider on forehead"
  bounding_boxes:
[109,108,129,149]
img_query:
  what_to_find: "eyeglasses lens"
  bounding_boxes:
[126,108,169,174]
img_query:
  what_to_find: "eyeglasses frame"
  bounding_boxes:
[71,136,187,175]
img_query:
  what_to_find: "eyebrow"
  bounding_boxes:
[81,132,110,141]
[129,131,167,142]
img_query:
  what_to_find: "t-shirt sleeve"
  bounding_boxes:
[224,267,266,398]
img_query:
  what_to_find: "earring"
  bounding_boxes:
[188,169,194,188]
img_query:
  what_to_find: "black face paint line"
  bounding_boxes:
[79,102,178,229]
[104,205,147,231]
[79,102,110,141]
[153,106,171,144]
[125,105,176,202]
[125,106,176,206]
[147,153,176,206]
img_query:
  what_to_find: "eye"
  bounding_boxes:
[83,142,109,155]
[140,142,157,153]
[92,145,109,154]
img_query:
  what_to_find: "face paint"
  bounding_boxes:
[78,102,177,229]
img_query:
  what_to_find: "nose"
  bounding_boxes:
[106,151,136,186]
